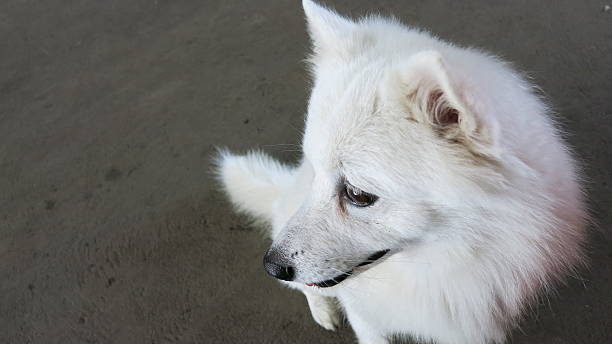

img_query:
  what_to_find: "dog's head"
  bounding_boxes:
[264,1,506,288]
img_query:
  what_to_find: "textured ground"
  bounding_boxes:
[1,1,611,343]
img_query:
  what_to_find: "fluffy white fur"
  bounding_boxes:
[217,1,588,343]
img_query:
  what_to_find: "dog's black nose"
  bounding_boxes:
[263,249,295,281]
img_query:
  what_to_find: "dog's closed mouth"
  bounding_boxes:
[306,249,390,288]
[306,271,352,288]
[357,249,390,267]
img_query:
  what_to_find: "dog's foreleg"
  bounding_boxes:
[303,290,341,331]
[344,305,388,344]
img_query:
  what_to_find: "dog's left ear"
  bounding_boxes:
[302,0,357,62]
[388,51,499,157]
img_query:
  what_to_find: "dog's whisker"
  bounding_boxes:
[328,267,352,277]
[332,257,431,266]
[260,143,301,147]
[326,267,390,282]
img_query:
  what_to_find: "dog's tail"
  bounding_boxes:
[215,149,294,223]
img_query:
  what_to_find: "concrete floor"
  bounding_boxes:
[1,1,610,343]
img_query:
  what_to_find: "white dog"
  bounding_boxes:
[217,1,588,343]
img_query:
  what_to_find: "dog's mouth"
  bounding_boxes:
[305,249,390,288]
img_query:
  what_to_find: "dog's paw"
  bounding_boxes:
[311,305,341,331]
[305,294,341,331]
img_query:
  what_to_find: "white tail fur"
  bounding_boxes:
[215,150,293,222]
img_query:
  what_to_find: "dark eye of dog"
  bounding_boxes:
[344,184,378,207]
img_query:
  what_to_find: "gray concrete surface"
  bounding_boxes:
[1,1,610,343]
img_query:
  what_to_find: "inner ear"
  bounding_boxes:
[428,89,460,126]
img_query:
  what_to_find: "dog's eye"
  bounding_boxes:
[344,184,378,207]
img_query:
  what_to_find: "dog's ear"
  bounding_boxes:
[302,0,357,62]
[390,51,499,156]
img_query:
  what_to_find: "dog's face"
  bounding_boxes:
[265,1,502,287]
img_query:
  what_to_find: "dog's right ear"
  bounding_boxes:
[385,51,500,159]
[302,0,357,63]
